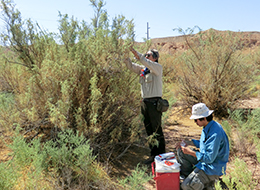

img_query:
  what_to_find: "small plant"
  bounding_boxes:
[229,108,260,159]
[0,162,19,190]
[1,128,121,189]
[1,129,54,189]
[119,164,152,190]
[216,158,257,190]
[221,120,234,154]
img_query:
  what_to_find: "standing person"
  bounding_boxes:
[176,103,229,190]
[124,47,166,165]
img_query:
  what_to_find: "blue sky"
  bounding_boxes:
[1,0,260,42]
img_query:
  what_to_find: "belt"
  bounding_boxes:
[143,97,161,103]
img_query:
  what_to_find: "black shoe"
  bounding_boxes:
[143,156,155,165]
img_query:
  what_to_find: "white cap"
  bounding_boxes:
[190,103,214,119]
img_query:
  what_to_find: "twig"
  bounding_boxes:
[115,143,132,160]
[3,57,30,68]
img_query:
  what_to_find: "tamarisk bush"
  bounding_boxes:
[174,28,256,117]
[0,0,142,163]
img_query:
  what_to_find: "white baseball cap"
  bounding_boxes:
[190,103,214,119]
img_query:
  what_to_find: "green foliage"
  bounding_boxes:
[42,129,106,189]
[0,162,19,190]
[89,72,102,128]
[0,92,16,130]
[221,120,233,152]
[146,132,159,148]
[119,164,152,190]
[219,158,257,190]
[230,108,260,161]
[217,110,260,190]
[58,12,80,52]
[0,0,142,163]
[244,46,260,96]
[1,129,53,189]
[231,108,260,137]
[0,128,153,189]
[1,128,121,189]
[173,28,256,117]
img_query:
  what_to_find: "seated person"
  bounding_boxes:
[176,103,230,190]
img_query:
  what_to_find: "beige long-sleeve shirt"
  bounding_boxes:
[125,51,163,98]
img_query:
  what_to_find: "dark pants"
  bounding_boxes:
[177,147,198,177]
[141,98,166,157]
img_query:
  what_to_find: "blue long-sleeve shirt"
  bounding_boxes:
[192,120,230,176]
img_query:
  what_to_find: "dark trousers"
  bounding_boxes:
[177,148,198,177]
[141,99,166,157]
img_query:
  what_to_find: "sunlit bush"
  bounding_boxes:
[0,0,143,164]
[174,28,256,117]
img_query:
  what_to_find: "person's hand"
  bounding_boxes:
[130,47,140,60]
[175,140,187,149]
[180,146,190,154]
[180,146,197,158]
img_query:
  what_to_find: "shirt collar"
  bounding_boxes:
[203,120,214,133]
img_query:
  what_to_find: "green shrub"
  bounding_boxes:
[1,129,54,189]
[0,92,16,131]
[230,108,260,161]
[0,162,19,190]
[216,158,257,190]
[1,128,121,189]
[0,0,143,163]
[42,129,116,189]
[119,164,152,190]
[221,120,234,154]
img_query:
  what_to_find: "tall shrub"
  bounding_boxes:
[174,28,255,117]
[0,0,142,162]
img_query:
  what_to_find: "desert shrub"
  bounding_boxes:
[247,46,260,95]
[215,110,260,190]
[0,92,16,131]
[42,129,117,189]
[0,162,19,190]
[1,128,120,189]
[221,120,234,154]
[0,0,145,163]
[216,158,257,190]
[249,45,260,66]
[118,164,152,190]
[230,108,260,161]
[0,128,153,189]
[173,28,256,117]
[1,130,54,189]
[161,53,179,85]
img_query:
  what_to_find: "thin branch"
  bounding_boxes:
[3,56,31,68]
